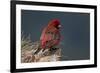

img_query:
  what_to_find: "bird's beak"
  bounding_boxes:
[58,25,61,28]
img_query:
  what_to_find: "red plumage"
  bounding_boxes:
[40,19,61,49]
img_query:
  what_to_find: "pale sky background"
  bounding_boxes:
[21,10,90,60]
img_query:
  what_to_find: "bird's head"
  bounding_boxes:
[48,19,61,29]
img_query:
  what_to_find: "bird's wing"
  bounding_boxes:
[45,29,60,47]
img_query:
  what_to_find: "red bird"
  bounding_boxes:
[40,19,61,49]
